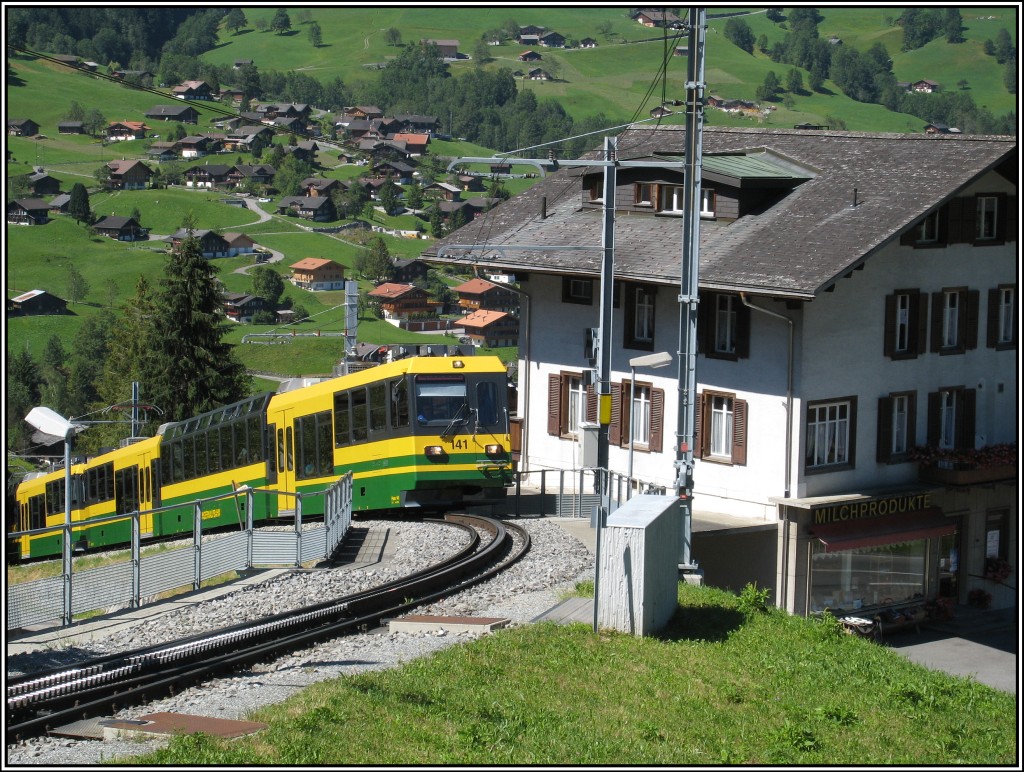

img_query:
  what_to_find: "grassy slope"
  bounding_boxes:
[6,7,1016,376]
[121,583,1016,766]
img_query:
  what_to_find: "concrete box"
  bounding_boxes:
[597,495,681,635]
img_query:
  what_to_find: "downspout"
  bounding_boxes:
[740,293,794,610]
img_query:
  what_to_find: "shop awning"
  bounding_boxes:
[811,509,955,553]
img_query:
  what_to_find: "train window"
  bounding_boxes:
[233,422,248,466]
[172,440,184,483]
[195,433,209,477]
[333,391,351,447]
[415,376,467,424]
[286,426,294,471]
[30,495,45,530]
[248,415,263,462]
[45,479,64,516]
[370,383,387,432]
[182,436,195,481]
[115,467,139,515]
[104,463,115,501]
[392,379,410,429]
[351,388,368,442]
[209,428,223,474]
[477,382,500,426]
[296,415,317,479]
[277,428,285,473]
[317,412,333,476]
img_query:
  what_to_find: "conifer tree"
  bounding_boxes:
[67,182,92,224]
[144,219,250,422]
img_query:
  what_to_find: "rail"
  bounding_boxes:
[6,475,353,631]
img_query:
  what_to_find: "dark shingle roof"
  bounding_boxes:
[425,126,1015,299]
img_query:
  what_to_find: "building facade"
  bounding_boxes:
[426,126,1018,616]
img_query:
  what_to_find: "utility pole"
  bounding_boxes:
[675,7,707,572]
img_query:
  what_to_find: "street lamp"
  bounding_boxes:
[628,352,674,488]
[25,406,80,625]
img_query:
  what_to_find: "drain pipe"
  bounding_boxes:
[740,293,794,609]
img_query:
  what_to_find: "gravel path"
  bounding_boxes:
[6,517,594,766]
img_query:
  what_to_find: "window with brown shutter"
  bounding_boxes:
[884,289,927,359]
[926,387,976,450]
[930,287,979,355]
[877,392,916,463]
[695,391,746,465]
[987,285,1017,350]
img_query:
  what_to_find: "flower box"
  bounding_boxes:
[919,463,1017,486]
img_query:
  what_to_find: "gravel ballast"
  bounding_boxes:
[6,516,594,766]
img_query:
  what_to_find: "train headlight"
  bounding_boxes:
[485,444,505,457]
[424,446,448,461]
[452,360,465,369]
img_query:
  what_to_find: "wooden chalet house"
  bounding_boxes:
[454,277,521,315]
[7,199,50,225]
[389,133,430,156]
[106,121,149,141]
[8,289,67,316]
[368,283,439,320]
[277,196,336,222]
[168,229,231,258]
[539,31,566,48]
[48,193,71,214]
[57,121,84,134]
[222,292,268,323]
[144,104,200,124]
[222,232,257,255]
[391,258,432,284]
[223,125,274,153]
[912,79,941,93]
[172,80,214,100]
[393,114,441,135]
[633,9,682,27]
[426,125,1018,617]
[8,118,39,136]
[92,215,147,241]
[178,136,215,158]
[289,258,346,291]
[372,160,416,184]
[344,106,385,120]
[460,309,519,348]
[423,39,459,58]
[519,50,542,62]
[104,160,154,190]
[25,171,60,197]
[300,177,343,198]
[227,164,276,188]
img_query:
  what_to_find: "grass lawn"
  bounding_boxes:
[121,582,1017,766]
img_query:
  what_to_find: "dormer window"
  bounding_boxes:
[657,185,684,214]
[700,188,716,218]
[917,210,940,243]
[976,195,998,240]
[634,182,653,206]
[585,176,603,203]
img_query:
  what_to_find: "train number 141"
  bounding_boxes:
[450,439,468,450]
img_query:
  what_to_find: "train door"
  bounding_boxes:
[275,410,296,514]
[135,446,157,538]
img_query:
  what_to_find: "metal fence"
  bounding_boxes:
[7,474,353,631]
[495,468,668,519]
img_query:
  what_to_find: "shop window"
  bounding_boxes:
[805,397,856,472]
[809,539,927,614]
[876,391,916,463]
[985,509,1009,562]
[883,289,926,359]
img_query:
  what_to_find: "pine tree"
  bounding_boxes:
[144,223,250,422]
[67,182,92,224]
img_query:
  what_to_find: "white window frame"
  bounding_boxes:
[710,395,734,458]
[938,390,956,450]
[942,290,959,349]
[917,210,939,243]
[658,185,684,214]
[715,294,737,354]
[700,187,716,218]
[567,375,585,436]
[807,400,851,468]
[998,287,1014,344]
[891,394,909,455]
[632,385,652,447]
[895,292,911,353]
[633,286,655,343]
[976,195,998,240]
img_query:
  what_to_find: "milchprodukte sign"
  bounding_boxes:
[812,492,933,525]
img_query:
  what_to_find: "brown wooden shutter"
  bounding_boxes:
[965,290,980,350]
[585,384,597,423]
[883,293,897,358]
[913,290,928,356]
[958,388,976,449]
[899,226,916,246]
[649,387,665,453]
[693,392,704,459]
[926,391,941,447]
[1005,195,1017,244]
[731,397,747,466]
[609,382,622,447]
[987,288,1000,348]
[907,392,918,450]
[965,195,980,242]
[877,396,893,462]
[929,292,943,352]
[547,374,561,436]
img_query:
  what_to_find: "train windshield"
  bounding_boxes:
[414,376,467,425]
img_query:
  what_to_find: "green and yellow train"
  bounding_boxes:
[13,356,514,561]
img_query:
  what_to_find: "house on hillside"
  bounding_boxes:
[290,258,346,291]
[368,283,439,320]
[425,125,1018,617]
[178,136,215,158]
[222,292,268,323]
[8,289,67,316]
[184,162,232,188]
[227,163,277,188]
[277,196,336,222]
[539,31,566,48]
[168,229,230,257]
[580,37,598,48]
[633,9,681,27]
[48,193,71,214]
[172,80,214,100]
[518,50,542,62]
[92,215,147,241]
[390,258,432,284]
[25,171,60,196]
[57,121,85,134]
[393,114,440,135]
[455,277,520,315]
[300,177,343,198]
[8,118,40,137]
[7,199,50,225]
[460,309,519,347]
[106,121,149,141]
[423,39,459,58]
[222,232,257,255]
[912,79,941,93]
[105,159,153,189]
[145,104,200,124]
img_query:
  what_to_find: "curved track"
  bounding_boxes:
[6,514,530,743]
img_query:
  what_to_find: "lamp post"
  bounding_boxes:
[627,352,674,487]
[25,406,79,625]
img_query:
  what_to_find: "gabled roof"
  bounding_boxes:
[145,104,197,116]
[93,215,140,230]
[368,282,424,299]
[425,126,1016,300]
[107,159,153,175]
[455,277,507,295]
[9,198,50,210]
[291,257,342,271]
[462,309,512,328]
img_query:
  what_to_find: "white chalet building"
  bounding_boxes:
[426,126,1018,617]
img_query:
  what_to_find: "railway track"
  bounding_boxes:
[6,514,530,744]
